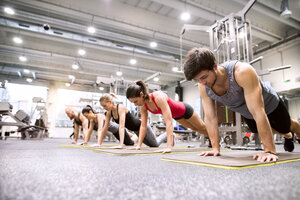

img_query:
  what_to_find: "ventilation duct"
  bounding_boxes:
[280,0,292,18]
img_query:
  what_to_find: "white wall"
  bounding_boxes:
[252,38,300,121]
[252,38,300,93]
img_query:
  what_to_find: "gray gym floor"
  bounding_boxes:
[1,138,300,200]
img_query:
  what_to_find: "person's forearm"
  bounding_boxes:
[256,117,276,153]
[138,126,147,147]
[74,128,79,142]
[98,128,108,145]
[119,127,125,145]
[166,123,174,148]
[206,119,220,151]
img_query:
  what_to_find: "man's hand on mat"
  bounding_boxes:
[128,146,141,150]
[154,148,172,154]
[253,152,278,162]
[199,150,220,156]
[70,141,77,144]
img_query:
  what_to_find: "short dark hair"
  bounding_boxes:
[183,47,216,80]
[126,80,150,100]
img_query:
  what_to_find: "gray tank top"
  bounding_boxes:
[205,60,279,119]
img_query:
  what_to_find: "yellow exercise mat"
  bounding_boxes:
[161,151,300,169]
[93,147,213,156]
[58,143,117,148]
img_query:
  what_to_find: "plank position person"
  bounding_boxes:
[99,93,167,149]
[126,80,208,153]
[81,105,137,147]
[65,107,88,144]
[183,47,300,162]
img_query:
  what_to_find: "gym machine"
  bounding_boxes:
[0,102,47,140]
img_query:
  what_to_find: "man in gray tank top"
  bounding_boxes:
[183,47,300,163]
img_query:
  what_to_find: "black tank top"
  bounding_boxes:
[74,113,82,126]
[111,104,141,131]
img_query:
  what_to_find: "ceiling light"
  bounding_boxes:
[116,71,123,76]
[72,63,79,70]
[99,87,104,91]
[130,58,137,65]
[153,77,159,82]
[68,75,75,79]
[87,26,96,34]
[150,41,157,48]
[78,49,86,56]
[26,78,33,83]
[23,69,30,74]
[19,56,27,62]
[4,7,15,15]
[239,31,245,39]
[180,12,190,21]
[172,67,178,72]
[65,83,71,87]
[13,37,23,44]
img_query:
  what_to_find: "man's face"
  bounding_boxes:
[193,69,216,88]
[66,111,74,120]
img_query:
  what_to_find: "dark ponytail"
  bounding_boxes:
[82,105,95,114]
[126,80,150,100]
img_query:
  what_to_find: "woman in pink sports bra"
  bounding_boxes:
[126,80,208,153]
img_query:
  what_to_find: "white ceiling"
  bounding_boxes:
[0,0,299,92]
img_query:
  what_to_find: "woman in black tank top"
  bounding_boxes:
[82,105,106,145]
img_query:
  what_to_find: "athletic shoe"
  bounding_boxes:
[284,133,294,152]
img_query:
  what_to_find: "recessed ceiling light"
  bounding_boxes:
[78,49,86,56]
[130,58,137,65]
[23,69,30,74]
[26,78,32,83]
[99,87,104,91]
[172,67,178,72]
[116,71,123,76]
[13,37,23,44]
[180,12,190,21]
[87,26,96,34]
[153,77,159,82]
[68,75,75,79]
[65,83,71,87]
[72,63,79,70]
[19,56,27,62]
[4,7,15,15]
[150,41,157,48]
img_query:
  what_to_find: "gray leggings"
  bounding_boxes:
[134,125,167,147]
[108,122,166,147]
[108,122,134,146]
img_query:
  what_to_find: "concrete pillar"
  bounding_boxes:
[46,82,59,138]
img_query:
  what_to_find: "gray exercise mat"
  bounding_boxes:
[93,147,212,155]
[162,151,300,169]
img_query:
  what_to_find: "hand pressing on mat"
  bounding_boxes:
[253,152,278,162]
[154,148,172,154]
[199,150,220,157]
[128,145,141,150]
[109,145,124,149]
[70,141,77,144]
[90,144,102,148]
